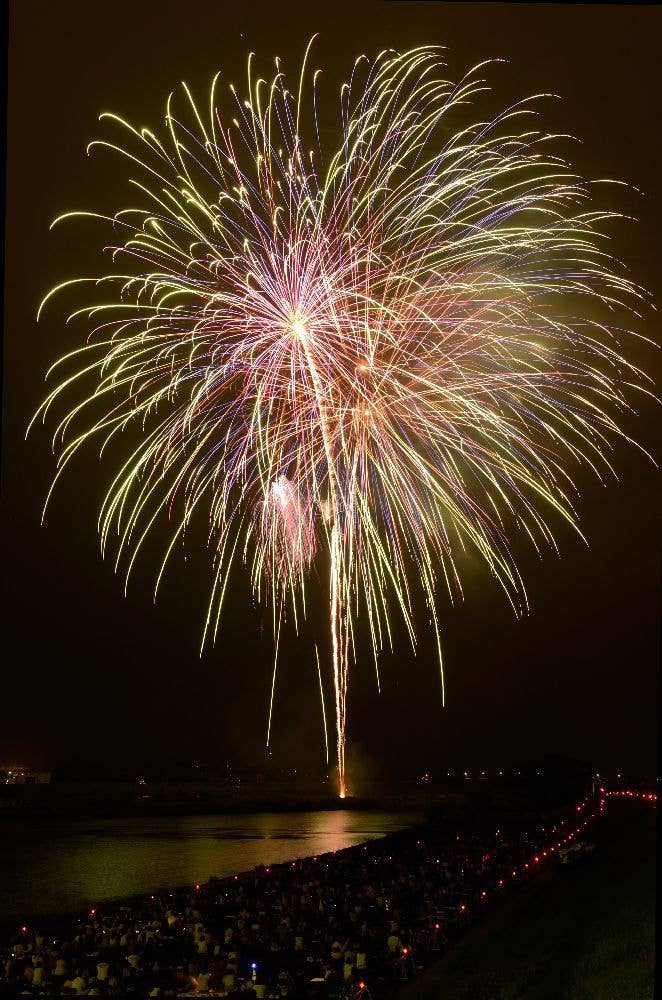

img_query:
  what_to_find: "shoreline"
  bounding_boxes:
[0,789,589,928]
[0,794,428,824]
[2,790,643,997]
[0,821,426,942]
[0,788,599,936]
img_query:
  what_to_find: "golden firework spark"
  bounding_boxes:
[32,42,654,796]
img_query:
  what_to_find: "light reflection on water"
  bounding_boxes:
[0,810,420,918]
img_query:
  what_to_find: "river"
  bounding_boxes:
[0,809,421,919]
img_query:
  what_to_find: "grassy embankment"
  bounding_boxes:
[402,801,656,1000]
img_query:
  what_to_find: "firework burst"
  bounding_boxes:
[32,42,654,796]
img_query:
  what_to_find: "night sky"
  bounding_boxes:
[2,2,660,782]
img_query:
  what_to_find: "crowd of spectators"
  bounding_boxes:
[0,795,598,998]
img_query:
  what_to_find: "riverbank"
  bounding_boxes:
[0,809,422,921]
[0,788,620,997]
[0,772,592,822]
[0,785,407,821]
[400,798,656,1000]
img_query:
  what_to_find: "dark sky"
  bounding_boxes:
[2,1,660,782]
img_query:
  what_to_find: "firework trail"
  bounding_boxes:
[32,42,653,796]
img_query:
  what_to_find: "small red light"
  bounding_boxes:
[21,926,27,933]
[195,884,201,891]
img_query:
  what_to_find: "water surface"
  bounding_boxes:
[0,810,420,918]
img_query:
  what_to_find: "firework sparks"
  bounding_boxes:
[32,43,653,797]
